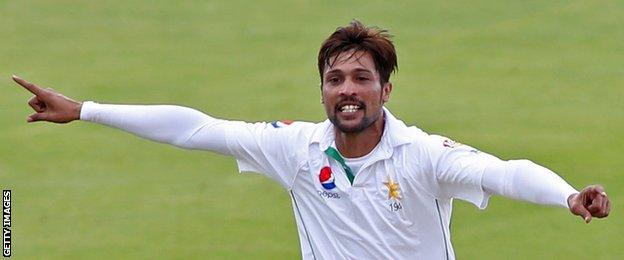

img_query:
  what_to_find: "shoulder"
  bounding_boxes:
[259,120,317,138]
[382,108,456,152]
[225,119,320,149]
[402,127,455,153]
[401,128,474,166]
[269,120,318,134]
[256,120,323,147]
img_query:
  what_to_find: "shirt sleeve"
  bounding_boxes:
[426,134,578,210]
[426,135,500,209]
[80,101,231,153]
[80,101,308,189]
[481,159,578,208]
[223,121,310,189]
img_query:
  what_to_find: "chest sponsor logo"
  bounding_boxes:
[319,166,336,190]
[317,190,341,199]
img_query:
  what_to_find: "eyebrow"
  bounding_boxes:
[325,68,373,76]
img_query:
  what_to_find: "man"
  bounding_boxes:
[13,21,610,259]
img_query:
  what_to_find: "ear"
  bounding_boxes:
[381,82,392,103]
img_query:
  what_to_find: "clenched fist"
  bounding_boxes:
[568,185,611,223]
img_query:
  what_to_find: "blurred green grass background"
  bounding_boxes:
[1,0,622,259]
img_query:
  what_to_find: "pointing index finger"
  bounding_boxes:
[12,75,44,95]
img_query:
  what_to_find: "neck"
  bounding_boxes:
[334,114,385,158]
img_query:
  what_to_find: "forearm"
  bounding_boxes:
[482,159,578,208]
[80,101,230,153]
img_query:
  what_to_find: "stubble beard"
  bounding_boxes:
[329,109,378,134]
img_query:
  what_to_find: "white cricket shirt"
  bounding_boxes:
[225,107,498,260]
[80,102,577,259]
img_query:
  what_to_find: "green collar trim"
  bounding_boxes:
[324,147,355,185]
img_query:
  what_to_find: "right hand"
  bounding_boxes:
[12,75,82,123]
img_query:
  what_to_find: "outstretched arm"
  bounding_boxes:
[13,75,309,188]
[12,75,230,153]
[430,135,611,224]
[482,159,611,223]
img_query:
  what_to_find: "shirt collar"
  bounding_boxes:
[310,107,414,155]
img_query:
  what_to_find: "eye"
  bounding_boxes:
[326,77,341,84]
[356,76,370,81]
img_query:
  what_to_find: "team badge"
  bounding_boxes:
[319,166,336,190]
[383,175,402,200]
[442,139,461,148]
[270,120,294,128]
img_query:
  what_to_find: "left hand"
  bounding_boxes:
[568,185,611,223]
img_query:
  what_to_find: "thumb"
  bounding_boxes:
[27,112,49,122]
[576,206,592,223]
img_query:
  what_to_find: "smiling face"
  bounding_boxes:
[321,50,392,133]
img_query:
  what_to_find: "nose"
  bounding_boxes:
[338,79,357,96]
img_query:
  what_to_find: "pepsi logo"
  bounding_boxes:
[319,166,336,190]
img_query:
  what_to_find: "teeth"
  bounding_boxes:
[340,105,360,113]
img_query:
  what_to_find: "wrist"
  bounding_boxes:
[567,193,579,209]
[73,101,83,121]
